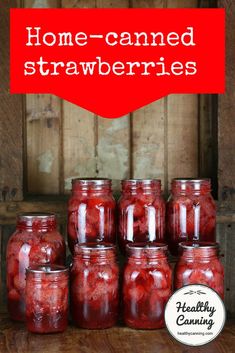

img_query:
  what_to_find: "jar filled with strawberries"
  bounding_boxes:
[67,179,116,254]
[174,242,224,299]
[70,243,119,329]
[26,265,69,333]
[118,179,165,253]
[166,178,216,255]
[6,213,66,321]
[123,243,172,329]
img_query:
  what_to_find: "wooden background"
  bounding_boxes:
[0,0,234,316]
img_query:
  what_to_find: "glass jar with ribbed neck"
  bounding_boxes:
[166,178,216,256]
[123,243,172,329]
[118,179,165,254]
[174,242,224,299]
[26,265,69,333]
[70,243,119,329]
[6,213,66,321]
[67,178,116,254]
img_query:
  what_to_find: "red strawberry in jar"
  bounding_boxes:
[70,243,119,329]
[166,179,216,255]
[118,179,166,254]
[6,213,66,321]
[123,243,172,329]
[25,265,69,333]
[67,179,116,254]
[174,242,224,299]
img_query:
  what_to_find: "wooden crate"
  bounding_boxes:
[0,0,234,316]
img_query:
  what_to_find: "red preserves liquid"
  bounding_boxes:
[123,243,172,329]
[167,178,216,255]
[70,243,119,329]
[26,265,69,333]
[6,213,66,321]
[174,242,224,299]
[118,179,165,254]
[67,179,116,254]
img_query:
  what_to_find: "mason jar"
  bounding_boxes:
[6,213,66,321]
[70,243,119,329]
[67,178,116,254]
[174,242,224,299]
[167,178,216,255]
[118,179,165,253]
[123,243,172,329]
[26,265,69,333]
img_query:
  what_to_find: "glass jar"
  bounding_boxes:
[70,243,119,329]
[123,243,172,329]
[67,178,116,254]
[6,213,66,321]
[26,265,69,333]
[167,178,216,255]
[174,242,224,299]
[118,179,165,253]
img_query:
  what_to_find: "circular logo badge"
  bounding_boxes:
[164,284,226,346]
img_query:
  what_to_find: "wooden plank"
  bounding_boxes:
[218,0,235,206]
[24,0,61,195]
[216,222,235,316]
[96,0,131,192]
[167,94,198,186]
[131,1,165,192]
[198,2,218,199]
[0,226,2,311]
[0,314,234,351]
[0,225,15,312]
[0,200,234,225]
[24,0,58,7]
[199,94,218,199]
[62,0,96,194]
[167,0,199,189]
[0,201,67,225]
[26,94,61,195]
[0,1,23,201]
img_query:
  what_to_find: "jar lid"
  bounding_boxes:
[26,264,69,274]
[72,178,111,186]
[17,212,56,221]
[179,241,219,249]
[122,179,161,185]
[74,242,116,251]
[172,178,211,183]
[126,242,168,251]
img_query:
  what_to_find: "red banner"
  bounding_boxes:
[10,8,225,118]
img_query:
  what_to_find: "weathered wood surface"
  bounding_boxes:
[0,314,233,353]
[0,201,67,225]
[218,0,235,207]
[24,1,62,195]
[20,0,217,196]
[62,0,96,193]
[0,200,234,225]
[0,1,23,201]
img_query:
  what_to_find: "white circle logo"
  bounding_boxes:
[164,284,226,346]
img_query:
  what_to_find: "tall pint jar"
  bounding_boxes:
[166,178,216,255]
[118,179,165,253]
[67,179,116,254]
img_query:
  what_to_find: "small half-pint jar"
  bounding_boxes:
[70,243,119,329]
[26,265,69,333]
[123,242,172,329]
[174,242,224,299]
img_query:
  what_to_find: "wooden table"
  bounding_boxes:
[0,314,234,353]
